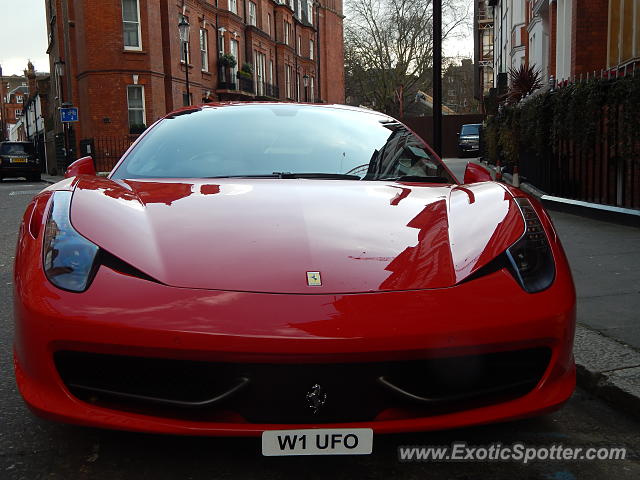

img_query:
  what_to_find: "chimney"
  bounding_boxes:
[25,61,37,98]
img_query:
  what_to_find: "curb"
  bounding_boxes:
[480,162,640,228]
[480,161,640,418]
[574,325,640,421]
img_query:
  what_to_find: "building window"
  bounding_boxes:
[307,0,313,24]
[15,109,23,117]
[286,65,292,98]
[229,0,237,15]
[16,96,23,103]
[182,93,192,107]
[284,21,290,44]
[254,50,266,95]
[179,15,190,63]
[310,76,314,102]
[248,1,257,26]
[297,0,302,18]
[200,28,209,71]
[267,13,272,36]
[269,59,274,85]
[230,38,239,79]
[127,85,145,133]
[297,35,301,55]
[296,72,301,101]
[122,0,142,50]
[309,39,314,60]
[218,29,225,55]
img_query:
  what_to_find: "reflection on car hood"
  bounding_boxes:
[69,177,524,293]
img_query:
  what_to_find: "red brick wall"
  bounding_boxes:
[571,0,608,76]
[318,1,344,104]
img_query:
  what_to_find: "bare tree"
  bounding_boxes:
[345,0,470,117]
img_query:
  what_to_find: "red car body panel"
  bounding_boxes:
[13,104,576,436]
[68,177,524,293]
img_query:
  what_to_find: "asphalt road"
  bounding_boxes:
[1,178,639,480]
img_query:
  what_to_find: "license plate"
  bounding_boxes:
[10,157,27,163]
[262,428,373,456]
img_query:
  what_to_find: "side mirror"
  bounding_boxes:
[463,162,492,184]
[64,156,96,178]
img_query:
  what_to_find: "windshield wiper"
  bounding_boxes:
[375,175,452,183]
[274,172,361,180]
[206,173,361,180]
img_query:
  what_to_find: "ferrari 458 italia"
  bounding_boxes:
[13,103,575,453]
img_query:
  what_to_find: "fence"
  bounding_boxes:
[484,73,640,209]
[83,136,137,172]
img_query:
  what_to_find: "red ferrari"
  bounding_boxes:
[13,103,575,452]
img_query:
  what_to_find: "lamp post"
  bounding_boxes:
[54,59,71,167]
[303,74,309,102]
[432,0,442,157]
[0,64,5,141]
[178,17,191,106]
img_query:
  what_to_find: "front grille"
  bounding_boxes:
[54,347,551,424]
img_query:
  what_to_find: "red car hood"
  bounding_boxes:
[69,177,524,294]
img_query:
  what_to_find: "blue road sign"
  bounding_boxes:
[60,107,79,123]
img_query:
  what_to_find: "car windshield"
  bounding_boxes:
[461,125,480,136]
[111,104,455,183]
[0,143,34,156]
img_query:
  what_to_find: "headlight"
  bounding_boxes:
[505,197,555,293]
[43,191,99,292]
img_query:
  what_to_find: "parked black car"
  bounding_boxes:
[0,141,41,181]
[458,123,482,157]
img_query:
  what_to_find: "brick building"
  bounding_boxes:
[0,71,29,141]
[443,58,480,114]
[479,0,639,102]
[45,0,345,172]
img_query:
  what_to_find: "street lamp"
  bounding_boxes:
[178,16,191,106]
[303,74,309,102]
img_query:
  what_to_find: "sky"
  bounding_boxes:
[0,0,50,76]
[0,0,474,77]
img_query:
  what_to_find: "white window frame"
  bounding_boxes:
[269,59,274,85]
[229,0,238,15]
[267,13,272,36]
[310,76,314,102]
[286,65,292,98]
[230,38,239,79]
[122,0,142,51]
[284,21,290,44]
[297,0,302,18]
[307,1,313,25]
[200,28,209,72]
[297,35,301,55]
[309,39,314,59]
[248,1,257,26]
[254,50,266,95]
[127,85,146,131]
[179,15,190,64]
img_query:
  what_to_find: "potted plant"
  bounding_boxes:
[219,53,237,69]
[237,62,253,79]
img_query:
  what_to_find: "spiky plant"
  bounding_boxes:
[504,65,543,104]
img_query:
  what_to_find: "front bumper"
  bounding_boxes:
[14,255,576,436]
[1,162,40,177]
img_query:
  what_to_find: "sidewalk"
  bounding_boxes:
[42,173,64,185]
